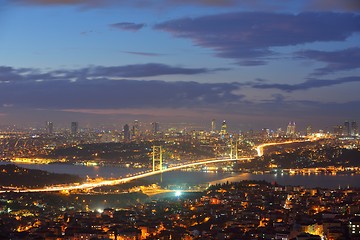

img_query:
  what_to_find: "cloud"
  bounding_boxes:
[0,77,242,110]
[123,51,164,57]
[296,47,360,76]
[0,66,51,82]
[74,64,228,78]
[12,0,109,8]
[109,22,145,31]
[2,104,14,108]
[0,64,227,83]
[155,12,360,65]
[11,0,360,12]
[309,0,360,11]
[0,64,237,112]
[1,66,360,129]
[253,76,360,92]
[60,108,214,119]
[15,0,88,4]
[80,30,95,35]
[8,0,245,8]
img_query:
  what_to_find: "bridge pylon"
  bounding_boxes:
[152,146,163,172]
[229,138,238,159]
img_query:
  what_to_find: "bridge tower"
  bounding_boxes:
[152,146,163,172]
[229,138,238,159]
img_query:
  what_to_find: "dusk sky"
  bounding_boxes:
[0,0,359,131]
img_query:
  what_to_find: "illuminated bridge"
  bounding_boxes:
[0,140,311,193]
[0,157,251,193]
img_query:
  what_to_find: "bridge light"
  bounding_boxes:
[175,190,182,197]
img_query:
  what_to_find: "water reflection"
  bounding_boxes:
[1,162,360,189]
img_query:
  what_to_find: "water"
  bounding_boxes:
[143,171,360,189]
[1,162,360,189]
[207,172,360,189]
[0,162,140,178]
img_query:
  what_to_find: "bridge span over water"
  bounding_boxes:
[0,139,310,193]
[0,157,251,193]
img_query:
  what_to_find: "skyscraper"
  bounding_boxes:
[344,121,350,136]
[152,122,160,134]
[286,122,296,136]
[123,124,130,141]
[211,119,216,133]
[71,122,78,135]
[220,120,227,135]
[132,120,139,137]
[46,121,53,134]
[351,121,358,136]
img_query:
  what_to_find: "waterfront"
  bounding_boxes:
[1,162,360,189]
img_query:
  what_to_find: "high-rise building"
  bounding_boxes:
[152,122,160,134]
[211,119,216,133]
[71,122,78,135]
[351,121,358,136]
[344,121,350,136]
[46,121,53,134]
[220,120,227,135]
[286,122,296,136]
[132,120,140,137]
[123,124,130,141]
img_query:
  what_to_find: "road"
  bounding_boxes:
[255,139,310,157]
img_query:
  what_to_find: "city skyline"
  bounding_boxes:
[0,0,359,129]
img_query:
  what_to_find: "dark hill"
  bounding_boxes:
[0,164,83,187]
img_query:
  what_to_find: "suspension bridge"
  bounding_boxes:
[0,140,303,193]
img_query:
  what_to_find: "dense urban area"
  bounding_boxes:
[0,119,359,239]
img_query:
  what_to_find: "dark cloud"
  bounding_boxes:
[15,0,88,4]
[271,94,286,102]
[75,64,228,78]
[0,78,242,110]
[309,0,360,11]
[168,0,238,7]
[155,12,360,65]
[296,47,360,76]
[0,66,50,82]
[11,0,360,12]
[0,64,226,83]
[0,64,236,112]
[1,66,360,129]
[238,60,268,66]
[253,76,360,92]
[9,0,247,8]
[109,22,145,31]
[12,0,109,7]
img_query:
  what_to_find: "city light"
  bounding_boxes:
[0,0,359,238]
